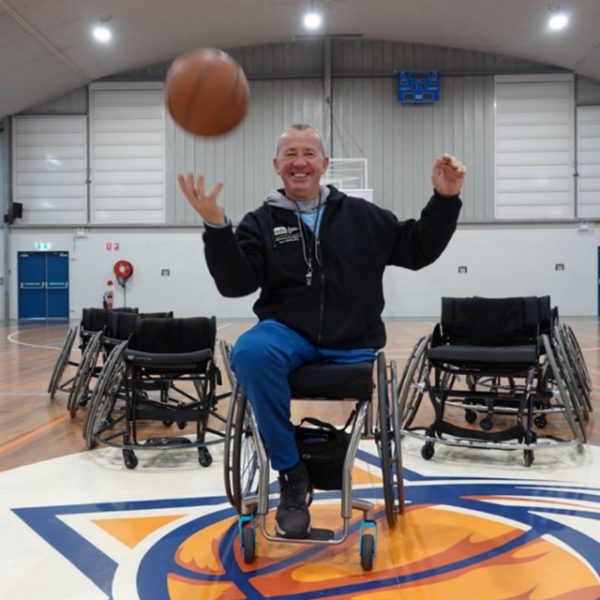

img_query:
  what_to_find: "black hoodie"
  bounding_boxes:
[202,185,461,349]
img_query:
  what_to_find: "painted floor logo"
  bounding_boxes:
[13,448,600,600]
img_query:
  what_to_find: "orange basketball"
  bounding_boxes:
[165,48,249,137]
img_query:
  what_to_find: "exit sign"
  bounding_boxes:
[34,241,52,250]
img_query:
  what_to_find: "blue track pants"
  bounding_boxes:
[231,319,375,471]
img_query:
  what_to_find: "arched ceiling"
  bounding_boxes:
[1,0,598,118]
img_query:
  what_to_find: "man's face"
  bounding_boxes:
[273,129,329,201]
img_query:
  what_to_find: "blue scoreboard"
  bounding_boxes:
[397,70,440,104]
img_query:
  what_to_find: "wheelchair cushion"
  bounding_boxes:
[427,344,538,365]
[289,361,374,400]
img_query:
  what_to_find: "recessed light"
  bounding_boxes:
[303,11,322,30]
[548,11,569,30]
[92,16,112,43]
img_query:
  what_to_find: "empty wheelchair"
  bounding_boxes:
[48,307,135,408]
[85,316,226,469]
[82,310,173,448]
[398,296,586,467]
[221,341,404,572]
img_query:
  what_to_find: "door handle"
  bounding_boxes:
[47,282,69,289]
[19,281,44,289]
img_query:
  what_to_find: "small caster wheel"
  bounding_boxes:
[523,449,534,467]
[359,531,375,571]
[534,415,547,428]
[198,447,213,467]
[465,409,477,424]
[162,420,173,427]
[480,417,493,431]
[241,526,256,563]
[177,421,187,430]
[123,449,138,470]
[421,442,435,460]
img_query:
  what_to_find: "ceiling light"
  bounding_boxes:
[303,11,322,30]
[92,16,112,42]
[548,7,569,30]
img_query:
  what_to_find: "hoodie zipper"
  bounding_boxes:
[317,268,325,343]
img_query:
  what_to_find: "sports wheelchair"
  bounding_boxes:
[81,310,173,448]
[84,316,227,469]
[48,307,138,414]
[220,340,404,572]
[398,296,587,467]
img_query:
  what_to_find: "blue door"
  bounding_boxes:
[47,252,69,318]
[17,251,69,319]
[18,252,46,319]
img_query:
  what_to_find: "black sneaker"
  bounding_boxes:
[275,461,312,539]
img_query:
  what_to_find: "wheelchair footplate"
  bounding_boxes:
[308,527,334,541]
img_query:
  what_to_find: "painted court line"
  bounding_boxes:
[0,415,70,455]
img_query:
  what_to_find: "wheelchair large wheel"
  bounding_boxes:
[551,326,589,423]
[389,359,405,515]
[67,331,103,419]
[223,384,241,507]
[559,325,592,412]
[83,341,127,449]
[219,339,236,388]
[48,327,78,399]
[541,334,585,449]
[564,324,592,393]
[397,335,431,429]
[376,353,396,528]
[231,391,260,514]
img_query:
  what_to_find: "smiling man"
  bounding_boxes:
[178,123,466,539]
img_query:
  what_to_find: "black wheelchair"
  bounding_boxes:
[220,340,404,572]
[48,307,138,414]
[81,310,173,448]
[84,316,227,470]
[398,296,587,467]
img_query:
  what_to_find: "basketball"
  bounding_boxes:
[165,48,249,137]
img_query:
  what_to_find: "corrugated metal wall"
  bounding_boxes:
[18,39,597,226]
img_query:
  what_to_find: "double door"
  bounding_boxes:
[18,251,69,319]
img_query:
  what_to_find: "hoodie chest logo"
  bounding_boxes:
[272,225,302,245]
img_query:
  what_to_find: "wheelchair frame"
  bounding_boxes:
[397,297,587,467]
[220,340,404,572]
[83,316,229,470]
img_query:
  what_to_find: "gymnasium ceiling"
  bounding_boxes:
[0,0,599,119]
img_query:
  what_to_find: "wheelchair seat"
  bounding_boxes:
[289,361,374,400]
[428,344,538,365]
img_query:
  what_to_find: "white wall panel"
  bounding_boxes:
[495,74,575,219]
[89,83,165,224]
[577,106,600,218]
[12,115,87,224]
[7,224,598,320]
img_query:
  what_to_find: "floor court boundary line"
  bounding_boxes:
[0,414,70,455]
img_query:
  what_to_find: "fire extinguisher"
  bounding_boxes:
[103,280,114,310]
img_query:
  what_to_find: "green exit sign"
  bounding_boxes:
[34,241,52,250]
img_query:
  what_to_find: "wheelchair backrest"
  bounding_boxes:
[81,307,112,332]
[440,296,546,346]
[108,311,174,341]
[128,316,216,353]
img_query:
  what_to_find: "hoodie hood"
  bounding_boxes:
[265,185,331,212]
